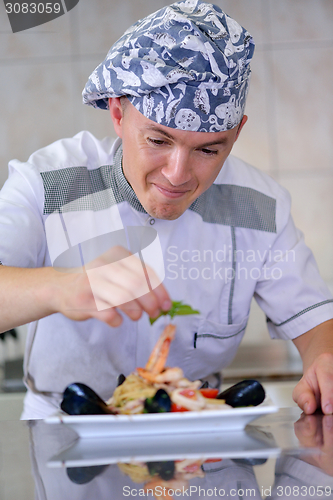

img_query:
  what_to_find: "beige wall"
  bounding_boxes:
[1,0,332,347]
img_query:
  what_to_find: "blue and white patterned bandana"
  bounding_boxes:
[82,0,255,132]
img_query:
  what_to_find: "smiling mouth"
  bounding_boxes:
[154,184,190,199]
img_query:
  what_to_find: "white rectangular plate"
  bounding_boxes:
[45,398,277,439]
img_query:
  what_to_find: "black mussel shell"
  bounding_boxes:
[232,458,268,466]
[61,382,113,415]
[217,379,265,407]
[144,388,171,413]
[147,461,175,481]
[66,465,109,484]
[117,374,126,386]
[200,380,209,389]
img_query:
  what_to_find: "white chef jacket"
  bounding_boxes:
[0,131,332,406]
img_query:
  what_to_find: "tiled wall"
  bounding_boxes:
[1,0,332,349]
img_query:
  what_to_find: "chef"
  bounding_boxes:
[0,1,333,419]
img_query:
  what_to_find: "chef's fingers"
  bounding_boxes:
[90,307,124,327]
[90,294,167,326]
[86,268,170,322]
[293,354,333,415]
[312,354,333,415]
[111,264,171,317]
[107,253,171,313]
[292,377,319,415]
[86,247,170,317]
[58,245,171,323]
[145,282,172,313]
[118,285,171,320]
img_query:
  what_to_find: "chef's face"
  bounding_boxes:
[109,98,247,220]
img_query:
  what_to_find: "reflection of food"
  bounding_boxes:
[107,325,229,414]
[174,459,206,479]
[119,458,209,500]
[118,462,152,483]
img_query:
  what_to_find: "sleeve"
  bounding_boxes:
[0,159,47,268]
[254,190,333,340]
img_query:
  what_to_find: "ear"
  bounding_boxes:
[109,97,124,138]
[235,115,248,141]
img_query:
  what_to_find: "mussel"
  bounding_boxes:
[200,380,209,389]
[61,382,114,416]
[232,458,268,466]
[144,388,171,413]
[217,379,265,407]
[66,465,109,484]
[147,461,175,480]
[117,374,126,386]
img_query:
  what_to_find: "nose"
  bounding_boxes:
[161,147,192,186]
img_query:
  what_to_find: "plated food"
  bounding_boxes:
[108,324,231,414]
[60,324,266,416]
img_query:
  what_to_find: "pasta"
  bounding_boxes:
[107,324,229,414]
[118,462,152,483]
[110,374,156,414]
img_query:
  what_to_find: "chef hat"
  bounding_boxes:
[82,0,255,132]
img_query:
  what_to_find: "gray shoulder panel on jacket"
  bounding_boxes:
[189,184,276,233]
[40,164,123,214]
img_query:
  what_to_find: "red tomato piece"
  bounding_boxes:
[199,388,219,399]
[171,403,189,412]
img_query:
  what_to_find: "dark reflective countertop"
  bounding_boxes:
[1,408,333,499]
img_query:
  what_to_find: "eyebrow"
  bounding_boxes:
[145,125,227,147]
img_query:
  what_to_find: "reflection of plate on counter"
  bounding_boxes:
[45,397,277,439]
[48,424,279,468]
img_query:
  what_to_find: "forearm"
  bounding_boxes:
[0,265,59,332]
[293,319,333,371]
[0,253,172,332]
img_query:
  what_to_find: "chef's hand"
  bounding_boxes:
[294,412,333,476]
[292,319,333,415]
[54,245,171,327]
[292,353,333,415]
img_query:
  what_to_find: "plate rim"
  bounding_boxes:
[45,398,278,426]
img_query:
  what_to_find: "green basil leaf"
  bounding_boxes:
[149,301,200,325]
[149,312,167,325]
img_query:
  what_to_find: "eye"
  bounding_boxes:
[147,137,167,146]
[200,148,218,156]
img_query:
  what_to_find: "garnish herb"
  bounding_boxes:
[150,301,200,325]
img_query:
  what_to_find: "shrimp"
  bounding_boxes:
[137,366,184,384]
[137,324,180,384]
[137,325,203,389]
[145,324,176,374]
[144,478,188,500]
